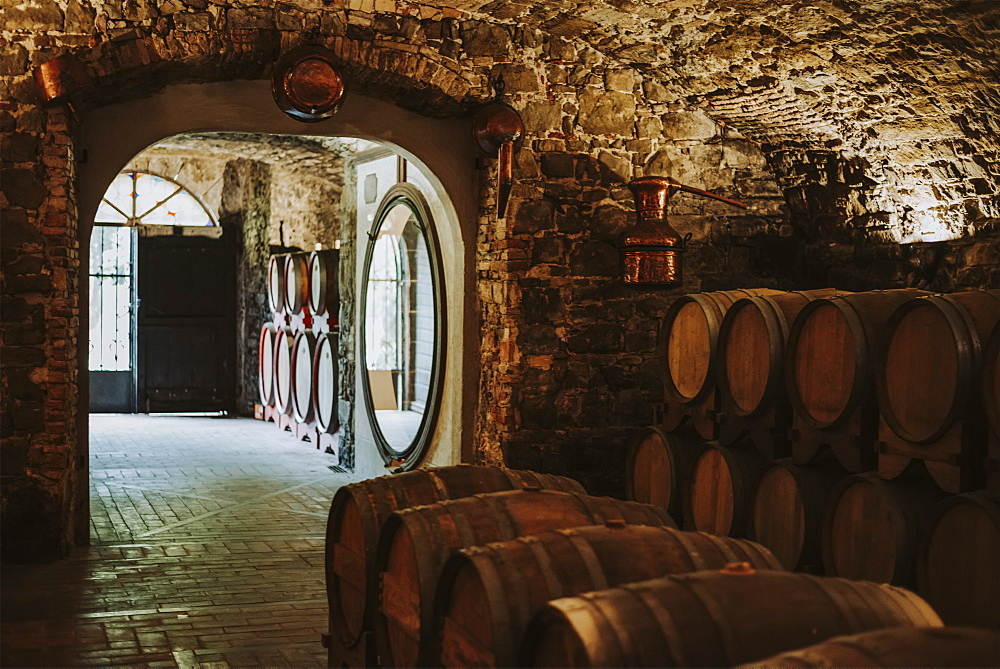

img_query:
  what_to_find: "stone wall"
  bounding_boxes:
[2,0,998,558]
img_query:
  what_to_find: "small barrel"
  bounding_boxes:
[748,457,844,570]
[326,467,586,650]
[877,290,1000,445]
[283,252,310,314]
[986,323,1000,439]
[272,326,295,415]
[257,322,277,406]
[308,249,339,316]
[686,439,767,537]
[434,524,783,668]
[290,330,317,424]
[518,568,942,668]
[625,427,705,519]
[660,289,784,405]
[822,471,946,585]
[718,290,848,418]
[917,491,1000,628]
[267,254,286,314]
[374,489,675,668]
[786,289,931,432]
[312,332,339,434]
[741,626,1000,667]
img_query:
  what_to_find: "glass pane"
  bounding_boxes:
[364,201,436,454]
[140,188,213,226]
[95,198,129,224]
[133,173,180,221]
[88,226,132,372]
[99,173,136,222]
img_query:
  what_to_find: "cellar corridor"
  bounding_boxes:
[0,414,352,667]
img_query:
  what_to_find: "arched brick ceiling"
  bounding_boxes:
[453,0,999,151]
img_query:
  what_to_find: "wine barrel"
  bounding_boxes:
[984,323,1000,499]
[267,254,286,314]
[822,471,946,585]
[308,249,339,316]
[917,491,1000,628]
[257,322,277,406]
[312,332,339,434]
[878,289,1000,444]
[272,326,295,415]
[518,567,942,668]
[625,427,705,519]
[326,466,586,650]
[434,524,783,668]
[748,458,844,570]
[374,489,675,668]
[283,252,310,314]
[685,439,766,537]
[740,626,1000,667]
[660,289,785,405]
[786,289,931,471]
[718,289,848,419]
[290,330,317,424]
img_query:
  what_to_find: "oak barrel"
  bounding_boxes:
[741,626,1000,667]
[917,491,1000,628]
[434,524,782,668]
[325,467,585,650]
[786,289,931,471]
[273,326,295,415]
[625,427,705,519]
[748,457,844,570]
[518,568,942,667]
[267,254,286,314]
[877,289,1000,445]
[308,249,339,317]
[374,489,675,668]
[985,323,1000,499]
[822,471,945,585]
[283,252,310,314]
[257,322,277,406]
[718,289,848,419]
[290,330,317,424]
[685,439,766,536]
[312,332,339,434]
[660,289,784,405]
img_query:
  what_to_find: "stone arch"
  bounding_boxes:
[77,28,478,118]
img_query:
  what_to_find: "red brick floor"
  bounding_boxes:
[2,414,355,667]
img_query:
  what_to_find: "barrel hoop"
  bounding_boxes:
[801,574,866,632]
[697,531,741,567]
[480,493,520,540]
[675,576,744,663]
[523,535,568,600]
[426,469,452,500]
[627,586,687,666]
[885,583,943,625]
[575,494,609,525]
[563,528,610,592]
[469,547,523,658]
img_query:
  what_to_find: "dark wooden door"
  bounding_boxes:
[137,233,236,413]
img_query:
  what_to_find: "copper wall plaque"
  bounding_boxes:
[623,177,748,287]
[272,45,346,123]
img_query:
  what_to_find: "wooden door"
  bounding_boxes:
[137,233,236,413]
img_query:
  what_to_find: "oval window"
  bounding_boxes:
[360,184,444,469]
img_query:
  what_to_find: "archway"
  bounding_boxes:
[74,79,480,543]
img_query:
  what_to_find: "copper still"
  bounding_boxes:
[472,101,524,219]
[623,176,748,286]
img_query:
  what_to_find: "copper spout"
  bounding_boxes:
[472,102,524,220]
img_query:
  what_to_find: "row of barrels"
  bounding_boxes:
[626,427,1000,629]
[325,465,997,667]
[268,249,340,322]
[659,287,1000,495]
[259,250,340,434]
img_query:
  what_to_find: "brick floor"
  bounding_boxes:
[2,414,356,667]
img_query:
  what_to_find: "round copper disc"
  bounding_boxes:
[272,45,346,122]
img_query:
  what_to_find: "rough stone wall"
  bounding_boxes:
[2,0,999,557]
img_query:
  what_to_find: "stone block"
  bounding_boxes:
[577,90,636,136]
[566,323,621,353]
[568,240,619,277]
[661,109,720,140]
[1,169,48,209]
[512,197,555,234]
[461,21,510,57]
[522,101,562,134]
[4,274,52,294]
[540,153,575,178]
[0,347,46,368]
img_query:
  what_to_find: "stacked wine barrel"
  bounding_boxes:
[627,288,1000,631]
[259,250,341,443]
